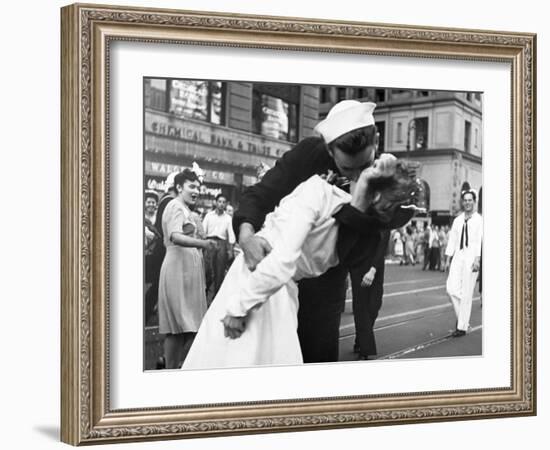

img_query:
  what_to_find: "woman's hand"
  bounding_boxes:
[221,314,247,339]
[363,153,398,182]
[351,154,398,213]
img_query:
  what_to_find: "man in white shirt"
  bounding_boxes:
[429,225,441,270]
[421,224,432,270]
[444,189,483,337]
[203,194,236,302]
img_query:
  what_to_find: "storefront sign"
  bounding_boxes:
[146,111,292,158]
[145,161,233,185]
[146,178,223,198]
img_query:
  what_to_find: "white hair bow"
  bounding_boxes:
[191,161,205,183]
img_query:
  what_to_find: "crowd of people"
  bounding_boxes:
[143,99,482,370]
[389,223,451,271]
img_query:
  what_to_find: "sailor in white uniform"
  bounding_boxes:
[444,189,482,337]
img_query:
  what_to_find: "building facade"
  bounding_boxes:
[319,87,483,224]
[145,80,481,223]
[144,79,319,211]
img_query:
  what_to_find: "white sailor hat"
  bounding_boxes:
[314,100,376,144]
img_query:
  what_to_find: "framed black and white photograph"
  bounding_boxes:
[60,3,536,445]
[142,79,485,372]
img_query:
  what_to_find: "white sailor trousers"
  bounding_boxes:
[446,250,478,331]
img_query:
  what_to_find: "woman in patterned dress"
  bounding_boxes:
[158,169,215,369]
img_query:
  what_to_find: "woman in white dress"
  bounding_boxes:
[183,154,421,369]
[393,229,404,265]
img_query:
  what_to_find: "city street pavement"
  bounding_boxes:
[145,262,482,369]
[339,263,482,361]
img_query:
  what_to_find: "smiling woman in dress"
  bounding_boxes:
[158,169,215,369]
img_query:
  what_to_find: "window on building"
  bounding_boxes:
[396,122,403,143]
[252,91,299,142]
[169,80,225,125]
[375,89,386,103]
[417,90,430,97]
[337,87,347,102]
[474,128,479,149]
[466,92,473,101]
[392,89,413,100]
[320,87,330,103]
[474,92,481,101]
[145,78,169,111]
[150,79,166,90]
[464,120,472,152]
[417,179,430,211]
[357,88,368,99]
[413,117,429,150]
[375,121,385,153]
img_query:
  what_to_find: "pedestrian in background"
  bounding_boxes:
[404,226,416,265]
[203,194,236,303]
[144,190,162,326]
[144,173,179,329]
[145,190,158,225]
[422,224,432,270]
[393,228,404,265]
[414,223,425,267]
[429,225,441,270]
[444,189,483,337]
[439,225,449,272]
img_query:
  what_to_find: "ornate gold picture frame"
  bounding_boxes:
[61,3,536,445]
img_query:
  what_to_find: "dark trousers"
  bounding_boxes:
[144,246,165,326]
[429,247,441,270]
[297,265,348,363]
[350,265,384,357]
[423,246,431,269]
[144,280,158,326]
[204,238,230,303]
